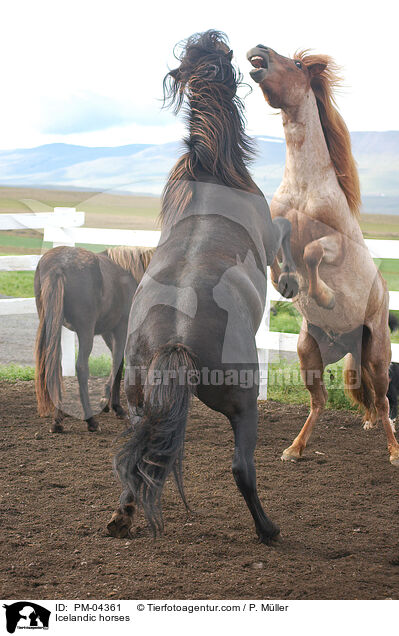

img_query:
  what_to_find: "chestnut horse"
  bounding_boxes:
[247,44,399,466]
[35,245,153,432]
[107,31,298,543]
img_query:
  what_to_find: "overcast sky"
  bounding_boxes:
[1,0,398,149]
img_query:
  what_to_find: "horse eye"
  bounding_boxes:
[295,60,302,69]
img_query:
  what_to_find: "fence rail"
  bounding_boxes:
[1,208,398,399]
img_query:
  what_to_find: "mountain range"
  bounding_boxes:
[0,131,399,214]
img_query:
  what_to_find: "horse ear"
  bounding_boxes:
[308,62,327,77]
[168,68,180,80]
[227,49,233,61]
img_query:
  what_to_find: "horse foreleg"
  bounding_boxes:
[230,403,280,543]
[303,233,343,310]
[100,332,113,412]
[270,259,281,287]
[111,360,126,418]
[110,326,127,418]
[271,217,299,299]
[282,326,327,461]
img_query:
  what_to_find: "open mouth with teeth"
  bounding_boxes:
[247,47,269,83]
[249,55,267,69]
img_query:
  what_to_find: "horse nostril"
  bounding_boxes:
[257,44,268,50]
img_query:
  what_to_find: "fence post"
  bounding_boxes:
[52,208,77,376]
[257,293,271,400]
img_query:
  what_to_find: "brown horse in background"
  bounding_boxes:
[248,44,399,465]
[35,245,154,432]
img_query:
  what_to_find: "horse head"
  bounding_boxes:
[247,44,327,110]
[163,30,238,112]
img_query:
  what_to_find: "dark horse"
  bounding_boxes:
[35,245,154,432]
[107,31,298,543]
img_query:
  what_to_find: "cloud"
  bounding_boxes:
[39,92,174,135]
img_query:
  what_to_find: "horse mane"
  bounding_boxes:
[160,30,256,226]
[106,246,155,282]
[296,50,361,217]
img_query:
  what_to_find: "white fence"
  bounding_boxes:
[1,208,399,399]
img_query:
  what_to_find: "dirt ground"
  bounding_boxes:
[1,379,399,600]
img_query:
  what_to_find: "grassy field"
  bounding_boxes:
[1,185,399,241]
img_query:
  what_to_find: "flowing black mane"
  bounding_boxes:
[160,30,256,226]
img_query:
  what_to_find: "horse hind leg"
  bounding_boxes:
[387,366,398,432]
[230,403,280,543]
[50,408,66,433]
[354,328,399,466]
[76,329,99,432]
[368,366,399,465]
[282,327,327,460]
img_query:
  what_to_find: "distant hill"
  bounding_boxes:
[0,132,398,213]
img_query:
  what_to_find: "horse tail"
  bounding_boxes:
[114,343,197,535]
[34,265,65,416]
[343,353,377,421]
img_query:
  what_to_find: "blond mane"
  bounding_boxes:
[106,246,155,283]
[296,50,361,216]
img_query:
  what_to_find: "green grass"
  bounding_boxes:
[0,364,35,381]
[0,271,35,297]
[0,355,111,382]
[267,359,354,410]
[0,232,44,249]
[377,259,399,290]
[88,355,111,377]
[0,231,118,256]
[270,301,302,335]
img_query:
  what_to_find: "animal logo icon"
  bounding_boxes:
[3,602,50,633]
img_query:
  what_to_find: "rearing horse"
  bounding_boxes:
[107,30,298,543]
[247,44,399,466]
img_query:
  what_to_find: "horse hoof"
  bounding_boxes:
[50,423,64,433]
[389,445,399,466]
[258,526,281,545]
[281,445,302,462]
[87,419,99,432]
[277,273,299,299]
[363,420,376,430]
[107,511,133,538]
[113,406,127,419]
[389,418,396,433]
[316,287,335,310]
[101,400,110,413]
